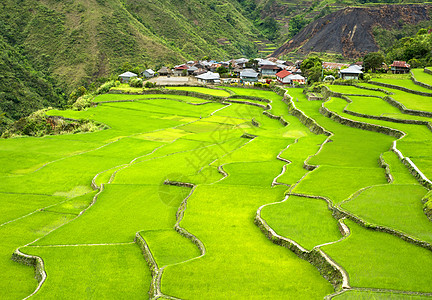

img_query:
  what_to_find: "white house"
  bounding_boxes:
[287,74,306,84]
[340,66,363,80]
[240,69,259,82]
[276,70,292,84]
[196,71,220,84]
[118,71,138,83]
[143,69,155,78]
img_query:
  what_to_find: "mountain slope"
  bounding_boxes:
[272,4,432,58]
[0,0,259,90]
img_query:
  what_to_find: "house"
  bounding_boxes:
[260,65,280,76]
[187,66,198,75]
[276,70,293,84]
[118,71,138,83]
[232,66,243,76]
[174,65,189,76]
[157,66,172,76]
[235,58,249,68]
[193,68,207,76]
[240,69,259,82]
[287,74,306,85]
[143,69,155,78]
[390,61,410,74]
[340,65,363,80]
[322,62,349,70]
[195,71,220,84]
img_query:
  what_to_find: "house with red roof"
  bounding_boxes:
[174,65,189,76]
[276,70,293,84]
[390,61,410,74]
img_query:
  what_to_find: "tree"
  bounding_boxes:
[216,66,228,75]
[363,52,384,72]
[300,56,322,84]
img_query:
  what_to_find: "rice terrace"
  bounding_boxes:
[2,70,432,299]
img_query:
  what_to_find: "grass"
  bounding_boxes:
[327,85,387,97]
[323,219,432,292]
[165,86,231,97]
[25,244,151,299]
[411,68,432,86]
[334,289,432,299]
[341,184,432,243]
[2,85,432,298]
[373,77,432,94]
[261,195,341,250]
[161,185,334,299]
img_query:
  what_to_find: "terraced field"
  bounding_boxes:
[1,78,431,299]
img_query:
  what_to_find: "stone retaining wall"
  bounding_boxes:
[227,95,271,103]
[390,141,432,189]
[422,191,432,221]
[378,154,394,183]
[12,249,46,284]
[224,99,268,109]
[369,81,432,97]
[282,93,331,136]
[319,104,404,139]
[134,233,160,298]
[411,71,432,90]
[289,192,432,252]
[262,111,289,126]
[425,68,432,75]
[333,82,392,95]
[254,204,345,289]
[109,88,226,102]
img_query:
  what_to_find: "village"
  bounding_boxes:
[118,57,411,87]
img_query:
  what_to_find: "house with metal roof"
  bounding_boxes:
[340,65,363,80]
[195,71,220,84]
[118,71,138,83]
[261,64,280,76]
[390,61,410,74]
[174,65,189,76]
[240,69,259,82]
[143,69,155,78]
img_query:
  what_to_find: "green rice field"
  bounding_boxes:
[1,81,432,299]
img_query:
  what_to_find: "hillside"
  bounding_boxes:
[272,4,432,58]
[0,0,260,89]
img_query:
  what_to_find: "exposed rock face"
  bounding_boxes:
[273,5,432,58]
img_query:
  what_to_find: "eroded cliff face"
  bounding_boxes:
[273,4,432,58]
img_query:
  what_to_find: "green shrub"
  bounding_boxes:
[144,81,156,88]
[129,78,143,88]
[96,80,117,94]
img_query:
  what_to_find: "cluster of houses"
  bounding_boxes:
[118,58,411,85]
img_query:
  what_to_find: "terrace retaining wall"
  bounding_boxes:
[333,82,392,95]
[425,68,432,76]
[391,141,432,190]
[289,192,432,252]
[224,99,269,109]
[378,154,394,183]
[262,111,288,126]
[254,207,346,289]
[281,92,331,136]
[422,191,432,221]
[227,95,271,103]
[108,88,226,102]
[369,81,432,97]
[11,249,46,284]
[134,233,160,298]
[411,71,432,90]
[319,104,405,139]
